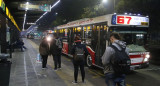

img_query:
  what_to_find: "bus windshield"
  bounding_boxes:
[111,27,148,52]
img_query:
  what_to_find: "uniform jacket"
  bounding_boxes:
[102,40,129,74]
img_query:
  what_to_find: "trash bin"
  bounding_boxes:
[0,53,10,60]
[0,54,10,63]
[0,61,11,86]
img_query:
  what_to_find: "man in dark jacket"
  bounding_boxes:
[50,34,61,71]
[71,36,88,84]
[102,33,129,86]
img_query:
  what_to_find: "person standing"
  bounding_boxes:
[71,36,88,84]
[39,37,50,69]
[102,33,129,86]
[55,35,62,69]
[50,34,61,71]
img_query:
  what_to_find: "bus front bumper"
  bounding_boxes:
[130,62,149,70]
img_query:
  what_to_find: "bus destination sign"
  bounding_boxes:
[112,15,149,26]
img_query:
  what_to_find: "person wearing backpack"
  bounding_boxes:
[102,33,130,86]
[55,34,62,69]
[50,34,61,71]
[71,36,88,84]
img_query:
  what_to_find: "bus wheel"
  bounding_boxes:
[86,55,93,68]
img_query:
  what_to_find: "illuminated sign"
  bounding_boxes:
[0,0,2,7]
[6,7,20,31]
[0,0,5,11]
[19,3,51,12]
[47,30,53,33]
[112,15,149,26]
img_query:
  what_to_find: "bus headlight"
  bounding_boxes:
[144,54,150,62]
[47,36,51,42]
[145,54,150,58]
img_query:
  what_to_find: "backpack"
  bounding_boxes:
[110,45,131,74]
[55,38,62,49]
[74,46,84,61]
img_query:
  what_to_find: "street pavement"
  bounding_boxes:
[9,38,160,86]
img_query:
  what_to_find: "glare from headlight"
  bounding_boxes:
[47,36,51,42]
[144,58,149,62]
[145,54,150,58]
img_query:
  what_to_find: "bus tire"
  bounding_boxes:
[86,55,93,68]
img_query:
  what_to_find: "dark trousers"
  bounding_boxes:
[105,73,126,86]
[73,61,85,82]
[41,55,48,68]
[52,54,61,69]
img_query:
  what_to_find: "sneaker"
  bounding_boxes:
[58,67,61,70]
[42,67,47,70]
[42,68,46,70]
[54,69,58,71]
[72,81,77,84]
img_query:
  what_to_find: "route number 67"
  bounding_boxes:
[117,16,132,24]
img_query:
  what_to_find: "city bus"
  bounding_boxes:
[54,14,150,70]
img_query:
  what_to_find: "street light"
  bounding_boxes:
[102,0,116,13]
[102,0,107,3]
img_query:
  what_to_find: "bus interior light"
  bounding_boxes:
[138,14,141,16]
[124,13,127,15]
[133,14,136,15]
[26,2,29,5]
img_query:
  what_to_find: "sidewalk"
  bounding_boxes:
[9,38,95,86]
[9,39,66,86]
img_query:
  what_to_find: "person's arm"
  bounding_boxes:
[125,47,130,55]
[83,45,89,55]
[102,47,114,66]
[71,45,76,55]
[39,43,42,54]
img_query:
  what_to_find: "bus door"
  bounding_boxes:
[92,23,108,66]
[67,28,74,54]
[99,25,108,66]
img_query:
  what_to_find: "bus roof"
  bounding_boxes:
[57,14,149,29]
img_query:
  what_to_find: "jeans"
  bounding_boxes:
[53,54,61,69]
[41,55,48,68]
[73,61,85,82]
[105,73,126,86]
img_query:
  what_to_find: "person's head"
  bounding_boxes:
[53,33,57,38]
[110,32,121,43]
[74,36,81,42]
[41,37,48,47]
